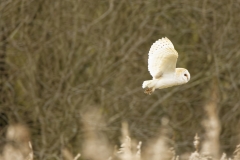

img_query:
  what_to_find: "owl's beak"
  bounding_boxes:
[187,73,190,81]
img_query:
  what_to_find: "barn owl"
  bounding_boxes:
[142,37,190,95]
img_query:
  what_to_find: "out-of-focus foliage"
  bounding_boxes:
[0,0,240,159]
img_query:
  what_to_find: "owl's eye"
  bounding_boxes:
[184,74,187,77]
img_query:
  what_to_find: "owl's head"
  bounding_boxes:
[175,68,190,84]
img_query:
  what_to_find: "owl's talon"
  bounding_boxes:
[144,88,153,95]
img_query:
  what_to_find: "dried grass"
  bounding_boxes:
[0,112,239,160]
[1,124,33,160]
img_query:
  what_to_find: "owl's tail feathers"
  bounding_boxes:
[142,80,155,95]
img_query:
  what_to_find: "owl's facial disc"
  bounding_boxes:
[183,70,190,82]
[175,68,190,84]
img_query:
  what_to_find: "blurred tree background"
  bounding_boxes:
[0,0,240,159]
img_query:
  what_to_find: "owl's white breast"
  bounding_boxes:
[154,74,179,89]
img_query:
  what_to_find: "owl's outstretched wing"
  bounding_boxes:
[148,37,178,79]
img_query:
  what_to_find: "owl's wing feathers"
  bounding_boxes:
[148,37,178,79]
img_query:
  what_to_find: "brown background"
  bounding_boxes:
[0,0,240,159]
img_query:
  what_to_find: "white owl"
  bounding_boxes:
[142,37,190,95]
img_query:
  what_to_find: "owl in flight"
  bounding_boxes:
[142,37,190,95]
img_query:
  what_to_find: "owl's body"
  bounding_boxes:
[142,37,190,95]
